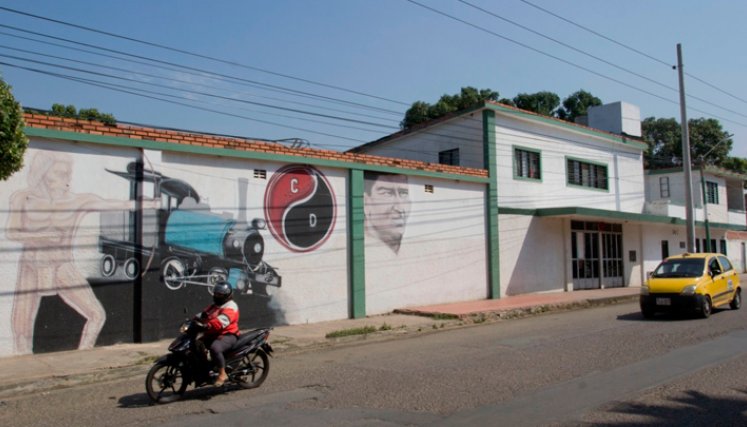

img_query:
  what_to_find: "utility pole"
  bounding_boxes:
[677,44,696,253]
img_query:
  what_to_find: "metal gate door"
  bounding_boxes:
[571,222,623,290]
[601,232,623,287]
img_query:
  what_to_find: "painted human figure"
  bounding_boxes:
[363,173,411,254]
[6,151,157,354]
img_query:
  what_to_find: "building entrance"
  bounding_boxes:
[571,221,624,290]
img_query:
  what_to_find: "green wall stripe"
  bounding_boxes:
[349,169,366,318]
[483,110,501,299]
[25,127,489,183]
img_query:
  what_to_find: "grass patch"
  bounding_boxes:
[431,313,459,320]
[378,323,392,331]
[325,325,377,339]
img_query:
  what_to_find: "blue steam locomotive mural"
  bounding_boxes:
[98,162,281,297]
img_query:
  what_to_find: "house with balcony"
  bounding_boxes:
[350,100,747,297]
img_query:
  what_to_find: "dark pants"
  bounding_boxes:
[208,334,237,370]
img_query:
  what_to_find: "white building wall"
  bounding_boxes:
[494,115,645,213]
[623,223,644,287]
[644,172,731,224]
[365,177,488,314]
[499,215,566,295]
[360,114,484,169]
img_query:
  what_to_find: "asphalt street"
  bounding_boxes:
[1,300,746,426]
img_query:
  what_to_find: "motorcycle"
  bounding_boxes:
[145,319,273,403]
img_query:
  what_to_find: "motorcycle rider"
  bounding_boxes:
[195,281,240,387]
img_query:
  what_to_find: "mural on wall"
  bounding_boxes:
[99,162,282,297]
[5,152,157,354]
[263,165,336,252]
[363,172,411,254]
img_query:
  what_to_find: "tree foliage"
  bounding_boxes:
[400,87,498,129]
[50,103,116,125]
[642,116,734,168]
[0,78,28,181]
[512,91,560,116]
[557,90,602,122]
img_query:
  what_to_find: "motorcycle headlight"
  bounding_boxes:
[680,285,697,296]
[180,322,190,334]
[640,286,649,296]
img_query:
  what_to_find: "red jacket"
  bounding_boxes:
[200,300,240,338]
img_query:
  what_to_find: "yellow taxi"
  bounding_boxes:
[640,253,741,318]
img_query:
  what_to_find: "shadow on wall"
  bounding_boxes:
[505,216,565,296]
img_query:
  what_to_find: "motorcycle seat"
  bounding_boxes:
[230,329,265,351]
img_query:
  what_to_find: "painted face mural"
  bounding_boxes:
[364,172,411,254]
[263,165,337,252]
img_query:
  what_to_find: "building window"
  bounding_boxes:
[659,177,670,198]
[720,239,727,255]
[254,169,267,179]
[514,147,541,180]
[706,181,718,204]
[438,148,459,166]
[567,158,608,190]
[424,184,434,193]
[661,240,669,259]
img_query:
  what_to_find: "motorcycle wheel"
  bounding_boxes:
[234,350,269,389]
[145,360,188,403]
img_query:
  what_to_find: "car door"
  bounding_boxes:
[707,257,728,305]
[717,255,738,302]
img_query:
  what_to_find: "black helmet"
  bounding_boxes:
[212,281,233,305]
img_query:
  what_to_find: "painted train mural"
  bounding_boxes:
[98,162,281,297]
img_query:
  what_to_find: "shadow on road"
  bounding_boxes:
[589,389,747,426]
[117,385,237,408]
[615,310,730,322]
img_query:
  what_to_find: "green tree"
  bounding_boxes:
[50,103,116,125]
[557,90,602,122]
[400,87,498,129]
[512,91,560,116]
[642,117,733,167]
[0,78,28,181]
[722,156,747,175]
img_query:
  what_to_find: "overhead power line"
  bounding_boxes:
[458,0,747,121]
[518,0,747,107]
[0,23,404,116]
[404,0,747,129]
[0,5,411,107]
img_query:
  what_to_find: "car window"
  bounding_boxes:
[709,258,722,275]
[653,258,704,278]
[718,256,733,272]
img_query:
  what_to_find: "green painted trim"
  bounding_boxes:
[519,206,746,230]
[483,110,501,299]
[565,156,610,192]
[498,207,537,216]
[485,103,649,150]
[348,169,366,318]
[511,145,543,183]
[25,127,489,183]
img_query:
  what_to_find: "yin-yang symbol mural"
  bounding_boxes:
[263,165,337,252]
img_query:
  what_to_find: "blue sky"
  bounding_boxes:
[2,0,746,157]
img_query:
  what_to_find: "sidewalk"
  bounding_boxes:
[0,287,639,399]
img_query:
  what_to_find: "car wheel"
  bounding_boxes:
[730,289,742,310]
[699,295,712,319]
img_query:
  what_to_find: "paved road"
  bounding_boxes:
[2,301,746,426]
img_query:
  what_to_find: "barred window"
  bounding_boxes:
[514,148,541,180]
[706,181,718,204]
[567,159,608,190]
